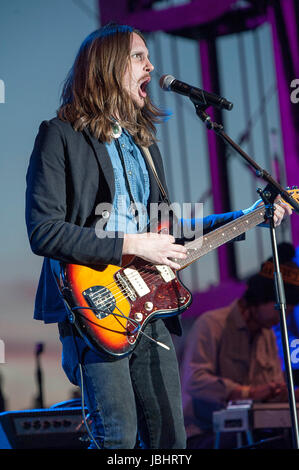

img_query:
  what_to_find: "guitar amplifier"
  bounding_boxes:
[0,407,89,449]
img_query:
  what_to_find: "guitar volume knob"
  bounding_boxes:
[134,312,143,322]
[144,302,153,312]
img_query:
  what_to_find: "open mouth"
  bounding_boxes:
[139,77,151,98]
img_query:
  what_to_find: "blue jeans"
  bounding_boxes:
[59,319,186,449]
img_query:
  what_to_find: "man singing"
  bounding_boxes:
[25,23,291,449]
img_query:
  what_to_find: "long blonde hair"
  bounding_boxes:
[57,23,165,146]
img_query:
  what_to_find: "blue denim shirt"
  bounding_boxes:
[105,130,150,234]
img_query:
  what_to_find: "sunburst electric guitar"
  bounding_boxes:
[56,188,299,357]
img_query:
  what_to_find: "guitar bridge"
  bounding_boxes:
[82,286,115,319]
[116,272,137,301]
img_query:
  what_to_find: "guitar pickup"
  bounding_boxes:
[123,268,150,298]
[155,265,176,282]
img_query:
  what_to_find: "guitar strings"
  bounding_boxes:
[80,260,165,303]
[91,260,184,306]
[87,266,163,309]
[81,233,215,308]
[87,206,265,303]
[83,245,200,309]
[82,217,241,306]
[71,208,267,316]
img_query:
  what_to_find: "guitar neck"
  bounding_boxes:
[176,207,267,270]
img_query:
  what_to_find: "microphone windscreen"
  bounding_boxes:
[159,74,175,91]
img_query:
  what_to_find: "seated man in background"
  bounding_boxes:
[180,242,299,449]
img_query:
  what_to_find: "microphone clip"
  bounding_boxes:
[193,103,223,132]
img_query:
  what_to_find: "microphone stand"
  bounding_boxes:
[193,102,299,449]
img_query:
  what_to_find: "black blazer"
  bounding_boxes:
[25,118,243,332]
[25,118,181,333]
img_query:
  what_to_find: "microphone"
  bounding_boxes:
[159,74,233,111]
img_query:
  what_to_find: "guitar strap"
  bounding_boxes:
[114,140,169,206]
[115,138,172,232]
[114,138,137,208]
[141,146,170,205]
[141,146,181,238]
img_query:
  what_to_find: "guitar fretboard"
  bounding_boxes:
[175,207,266,270]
